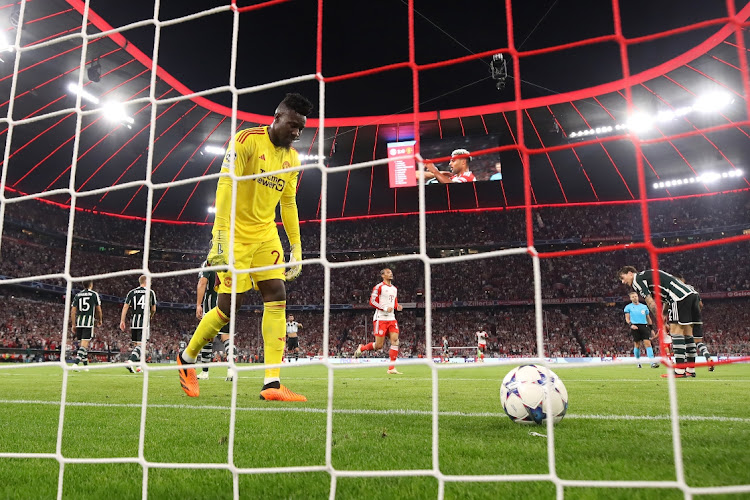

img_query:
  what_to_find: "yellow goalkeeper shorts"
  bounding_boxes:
[217,238,285,294]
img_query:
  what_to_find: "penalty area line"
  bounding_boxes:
[0,399,748,423]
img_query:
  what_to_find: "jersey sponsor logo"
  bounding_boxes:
[256,168,286,192]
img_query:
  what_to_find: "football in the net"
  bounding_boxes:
[500,364,568,425]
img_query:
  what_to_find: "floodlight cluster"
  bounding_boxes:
[66,83,134,127]
[203,145,226,155]
[652,168,744,189]
[568,91,732,139]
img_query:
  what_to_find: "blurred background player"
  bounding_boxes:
[196,258,234,381]
[419,149,476,184]
[675,274,714,372]
[652,303,674,361]
[120,275,157,374]
[177,93,312,401]
[475,328,488,362]
[441,335,450,363]
[354,268,404,374]
[286,314,303,362]
[623,291,658,368]
[618,266,701,378]
[70,280,102,371]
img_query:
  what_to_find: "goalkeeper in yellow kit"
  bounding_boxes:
[177,93,312,401]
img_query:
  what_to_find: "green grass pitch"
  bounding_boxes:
[1,362,749,499]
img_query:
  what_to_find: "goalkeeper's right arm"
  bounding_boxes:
[207,230,228,267]
[208,135,247,267]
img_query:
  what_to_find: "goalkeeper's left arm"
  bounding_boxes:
[280,172,302,281]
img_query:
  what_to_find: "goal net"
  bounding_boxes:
[1,0,749,498]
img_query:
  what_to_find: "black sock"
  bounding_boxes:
[129,346,141,362]
[672,335,686,374]
[685,335,696,371]
[697,341,711,358]
[223,338,234,363]
[200,342,213,372]
[75,346,87,365]
[262,381,281,391]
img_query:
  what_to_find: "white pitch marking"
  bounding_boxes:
[2,372,749,383]
[0,399,748,423]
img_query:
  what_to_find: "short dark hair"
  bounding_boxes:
[380,268,390,276]
[279,93,313,117]
[85,280,94,289]
[617,265,637,279]
[629,291,638,295]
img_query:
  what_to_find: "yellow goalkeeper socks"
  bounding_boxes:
[184,308,229,362]
[262,300,286,384]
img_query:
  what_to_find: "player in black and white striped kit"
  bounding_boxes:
[286,315,303,362]
[618,266,701,378]
[70,280,102,371]
[674,273,714,372]
[196,260,234,381]
[119,275,157,373]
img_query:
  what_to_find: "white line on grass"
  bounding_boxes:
[2,372,748,383]
[1,399,748,423]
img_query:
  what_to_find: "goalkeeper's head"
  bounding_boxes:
[271,93,314,148]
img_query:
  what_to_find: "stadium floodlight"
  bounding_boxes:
[656,110,675,122]
[101,102,134,124]
[699,172,720,183]
[655,169,743,189]
[626,112,653,133]
[204,146,226,155]
[67,83,100,104]
[569,93,734,142]
[299,154,323,162]
[0,31,13,53]
[693,91,732,112]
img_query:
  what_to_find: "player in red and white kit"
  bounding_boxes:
[354,268,404,374]
[476,329,488,362]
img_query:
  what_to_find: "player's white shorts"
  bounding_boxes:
[662,334,672,345]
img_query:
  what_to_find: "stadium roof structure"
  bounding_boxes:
[1,0,749,224]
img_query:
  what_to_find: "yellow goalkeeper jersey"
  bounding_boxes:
[214,126,301,245]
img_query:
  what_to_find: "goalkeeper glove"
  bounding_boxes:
[207,230,229,267]
[285,243,302,281]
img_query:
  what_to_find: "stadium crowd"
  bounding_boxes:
[1,230,748,305]
[4,189,749,253]
[1,192,749,361]
[2,290,747,363]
